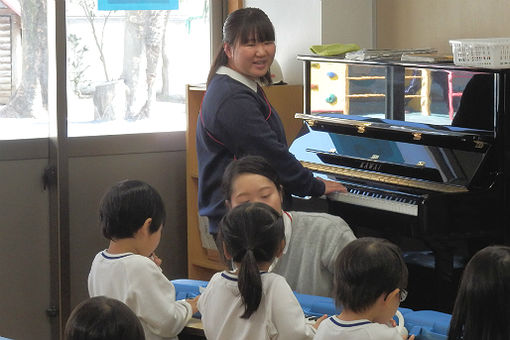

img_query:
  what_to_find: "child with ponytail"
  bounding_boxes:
[197,202,325,340]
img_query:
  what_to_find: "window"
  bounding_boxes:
[0,0,213,140]
[66,0,211,136]
[0,0,50,140]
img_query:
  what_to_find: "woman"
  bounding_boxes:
[196,7,345,237]
[221,155,356,297]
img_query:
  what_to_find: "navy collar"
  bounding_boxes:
[101,251,133,260]
[329,316,371,328]
[221,271,268,282]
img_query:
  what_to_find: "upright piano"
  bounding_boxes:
[290,55,510,311]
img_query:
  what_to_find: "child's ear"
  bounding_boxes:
[384,288,400,303]
[133,218,152,239]
[141,218,152,234]
[222,242,232,260]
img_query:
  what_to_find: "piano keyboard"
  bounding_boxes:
[327,182,421,216]
[302,160,468,194]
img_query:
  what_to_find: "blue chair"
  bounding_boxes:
[172,278,452,340]
[405,310,451,340]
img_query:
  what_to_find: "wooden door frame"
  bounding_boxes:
[228,0,243,13]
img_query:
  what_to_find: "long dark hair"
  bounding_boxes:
[447,245,510,340]
[207,7,275,86]
[334,237,408,313]
[219,202,284,318]
[64,296,145,340]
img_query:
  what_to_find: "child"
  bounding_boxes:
[88,180,198,340]
[447,245,510,340]
[221,155,356,297]
[64,296,145,340]
[315,237,414,340]
[198,202,326,339]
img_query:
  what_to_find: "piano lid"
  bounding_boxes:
[295,113,493,153]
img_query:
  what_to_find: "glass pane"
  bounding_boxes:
[310,62,495,131]
[0,1,50,140]
[66,0,210,136]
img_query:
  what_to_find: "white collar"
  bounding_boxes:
[268,211,292,273]
[217,66,259,93]
[282,211,292,254]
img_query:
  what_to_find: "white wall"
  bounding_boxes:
[245,0,375,85]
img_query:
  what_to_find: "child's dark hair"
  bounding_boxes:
[99,180,166,240]
[447,245,510,340]
[220,202,284,319]
[222,155,282,201]
[207,7,275,86]
[64,296,145,340]
[334,237,408,313]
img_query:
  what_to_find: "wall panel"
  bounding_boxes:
[377,0,510,53]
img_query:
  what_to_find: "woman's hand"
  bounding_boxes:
[186,295,200,315]
[313,314,328,329]
[320,178,348,194]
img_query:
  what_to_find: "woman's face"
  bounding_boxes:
[228,173,282,212]
[224,35,276,81]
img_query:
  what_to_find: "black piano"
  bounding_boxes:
[290,55,510,312]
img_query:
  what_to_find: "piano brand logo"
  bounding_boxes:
[360,161,382,171]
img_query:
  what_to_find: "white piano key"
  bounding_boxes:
[327,191,418,216]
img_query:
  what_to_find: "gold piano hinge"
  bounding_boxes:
[416,161,426,167]
[306,120,315,127]
[357,123,371,134]
[412,133,422,141]
[474,140,485,149]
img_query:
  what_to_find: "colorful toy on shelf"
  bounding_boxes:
[326,71,338,80]
[326,94,337,105]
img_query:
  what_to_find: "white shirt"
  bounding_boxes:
[314,316,403,340]
[217,65,259,93]
[88,251,192,340]
[198,271,316,340]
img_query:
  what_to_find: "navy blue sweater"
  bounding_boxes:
[196,74,325,233]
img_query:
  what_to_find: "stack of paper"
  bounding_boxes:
[345,48,437,61]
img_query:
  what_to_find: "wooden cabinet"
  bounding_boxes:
[185,84,303,280]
